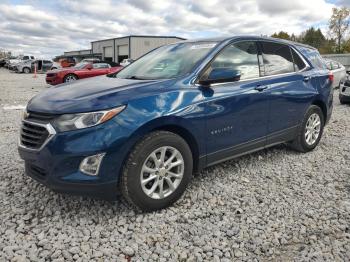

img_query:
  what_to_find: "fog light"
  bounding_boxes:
[79,153,105,176]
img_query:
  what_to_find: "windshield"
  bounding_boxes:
[74,62,90,69]
[116,42,218,80]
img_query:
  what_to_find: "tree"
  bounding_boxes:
[271,31,291,40]
[329,7,350,53]
[300,27,326,49]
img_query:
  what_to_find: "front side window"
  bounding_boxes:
[23,56,29,60]
[261,42,294,76]
[205,41,260,82]
[116,42,218,80]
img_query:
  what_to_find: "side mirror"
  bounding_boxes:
[199,68,241,86]
[86,64,93,70]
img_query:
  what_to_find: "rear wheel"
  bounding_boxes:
[290,105,324,152]
[23,67,31,74]
[121,131,193,212]
[63,74,78,83]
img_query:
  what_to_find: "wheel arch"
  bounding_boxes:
[311,99,327,121]
[64,73,79,80]
[120,116,203,176]
[151,124,201,173]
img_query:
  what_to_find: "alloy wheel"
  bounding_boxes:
[305,113,321,146]
[140,146,184,199]
[65,75,77,82]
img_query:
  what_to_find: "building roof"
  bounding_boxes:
[91,35,186,43]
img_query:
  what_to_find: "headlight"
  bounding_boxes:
[53,105,126,132]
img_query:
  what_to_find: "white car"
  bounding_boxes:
[325,59,347,89]
[120,58,134,67]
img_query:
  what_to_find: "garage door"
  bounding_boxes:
[103,46,113,58]
[118,45,128,56]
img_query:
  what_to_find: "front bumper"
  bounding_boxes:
[18,119,134,200]
[46,76,62,85]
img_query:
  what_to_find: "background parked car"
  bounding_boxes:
[51,62,62,70]
[120,58,134,67]
[46,61,123,85]
[339,76,350,104]
[16,59,53,73]
[56,57,76,68]
[325,59,347,88]
[7,55,35,70]
[0,58,6,67]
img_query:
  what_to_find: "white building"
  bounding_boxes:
[91,35,185,63]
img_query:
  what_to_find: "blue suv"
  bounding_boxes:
[18,36,333,211]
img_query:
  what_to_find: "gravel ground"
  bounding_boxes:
[0,68,350,261]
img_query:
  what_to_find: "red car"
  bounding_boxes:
[46,62,123,85]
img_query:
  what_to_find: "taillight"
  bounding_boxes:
[328,72,334,82]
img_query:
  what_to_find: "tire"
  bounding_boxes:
[63,74,78,83]
[121,131,193,212]
[23,67,31,74]
[339,94,347,104]
[290,105,324,153]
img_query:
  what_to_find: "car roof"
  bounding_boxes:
[177,35,316,50]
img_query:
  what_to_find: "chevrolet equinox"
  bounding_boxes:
[18,36,333,211]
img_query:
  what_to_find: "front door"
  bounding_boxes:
[199,41,270,165]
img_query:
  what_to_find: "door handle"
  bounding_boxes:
[255,85,268,92]
[303,76,311,82]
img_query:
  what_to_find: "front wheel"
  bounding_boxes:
[121,131,193,212]
[23,67,31,74]
[63,74,78,83]
[290,105,324,152]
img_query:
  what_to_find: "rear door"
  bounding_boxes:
[258,41,316,144]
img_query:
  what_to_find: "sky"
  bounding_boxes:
[0,0,349,58]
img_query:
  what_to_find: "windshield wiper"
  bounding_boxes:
[124,75,152,80]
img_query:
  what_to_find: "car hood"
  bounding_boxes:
[27,75,176,114]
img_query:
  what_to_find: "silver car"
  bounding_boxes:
[16,59,53,73]
[325,59,347,89]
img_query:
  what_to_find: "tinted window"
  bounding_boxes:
[291,48,306,71]
[43,60,52,64]
[208,41,260,81]
[23,56,29,60]
[261,42,294,76]
[30,56,34,59]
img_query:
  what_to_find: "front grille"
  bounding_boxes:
[27,111,56,122]
[20,122,50,149]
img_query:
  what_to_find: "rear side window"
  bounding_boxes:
[208,41,260,81]
[260,42,294,76]
[290,48,306,71]
[23,56,29,60]
[296,46,326,70]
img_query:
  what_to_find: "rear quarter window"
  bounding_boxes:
[296,46,326,70]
